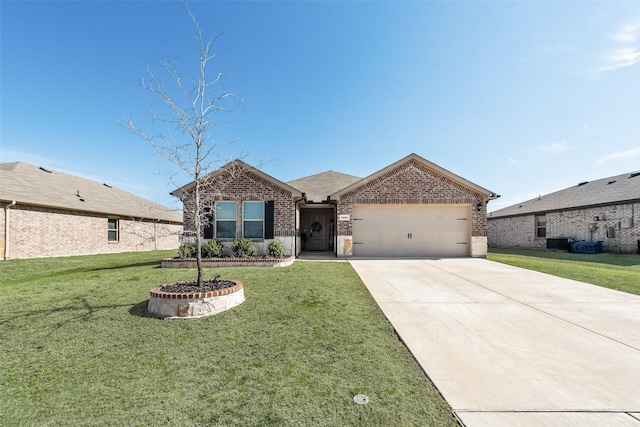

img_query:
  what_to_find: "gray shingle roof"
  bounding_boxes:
[489,171,640,219]
[287,171,362,202]
[0,162,183,223]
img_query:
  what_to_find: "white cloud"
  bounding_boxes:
[536,141,574,154]
[594,18,640,73]
[507,157,519,165]
[611,20,640,43]
[597,47,640,72]
[596,148,640,165]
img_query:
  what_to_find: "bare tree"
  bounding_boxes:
[122,2,242,286]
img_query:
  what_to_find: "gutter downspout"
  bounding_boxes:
[4,201,17,260]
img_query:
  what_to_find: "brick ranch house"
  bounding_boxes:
[172,153,499,258]
[488,171,640,253]
[0,162,183,259]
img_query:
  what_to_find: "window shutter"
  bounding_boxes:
[265,201,274,239]
[203,208,214,239]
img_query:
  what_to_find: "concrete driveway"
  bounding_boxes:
[349,258,640,427]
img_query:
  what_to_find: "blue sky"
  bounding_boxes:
[2,1,639,212]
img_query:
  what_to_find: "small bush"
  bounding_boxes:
[232,238,257,257]
[177,242,196,258]
[267,240,285,258]
[202,240,224,258]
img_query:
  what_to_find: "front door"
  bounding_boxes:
[308,214,326,250]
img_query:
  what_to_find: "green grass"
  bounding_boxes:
[488,248,640,296]
[0,251,457,427]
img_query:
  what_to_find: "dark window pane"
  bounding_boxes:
[244,221,264,239]
[108,219,118,241]
[216,221,236,239]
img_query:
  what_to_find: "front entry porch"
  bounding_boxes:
[299,207,335,253]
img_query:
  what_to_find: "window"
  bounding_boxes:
[108,218,119,242]
[243,201,264,239]
[535,214,546,238]
[215,202,237,238]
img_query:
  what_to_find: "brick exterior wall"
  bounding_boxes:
[336,160,488,237]
[487,215,543,250]
[1,203,182,259]
[488,202,640,253]
[181,169,296,238]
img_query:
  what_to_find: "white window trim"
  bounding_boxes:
[108,218,119,242]
[242,201,265,239]
[215,201,237,239]
[535,214,547,238]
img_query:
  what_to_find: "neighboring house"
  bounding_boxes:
[488,171,640,253]
[172,153,498,258]
[0,162,183,259]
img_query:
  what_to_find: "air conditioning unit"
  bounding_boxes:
[621,218,634,229]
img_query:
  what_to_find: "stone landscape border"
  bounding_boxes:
[147,280,245,319]
[160,255,295,268]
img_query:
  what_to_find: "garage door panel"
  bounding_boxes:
[352,205,470,257]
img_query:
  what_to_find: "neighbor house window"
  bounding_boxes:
[535,214,546,238]
[215,202,237,239]
[108,218,119,242]
[243,201,264,239]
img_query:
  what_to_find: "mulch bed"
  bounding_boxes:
[160,279,237,294]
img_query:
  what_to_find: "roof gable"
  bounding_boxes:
[489,171,640,218]
[331,153,497,201]
[0,162,183,223]
[171,159,303,200]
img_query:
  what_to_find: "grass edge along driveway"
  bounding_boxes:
[488,248,640,296]
[0,250,458,427]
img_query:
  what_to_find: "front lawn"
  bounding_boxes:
[488,248,640,296]
[0,251,457,427]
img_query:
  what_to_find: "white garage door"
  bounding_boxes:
[352,204,470,257]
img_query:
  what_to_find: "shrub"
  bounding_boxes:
[202,240,224,258]
[177,242,196,258]
[232,238,257,257]
[267,240,285,258]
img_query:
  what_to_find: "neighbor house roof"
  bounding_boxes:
[489,171,640,219]
[330,153,499,201]
[287,171,362,203]
[0,162,183,223]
